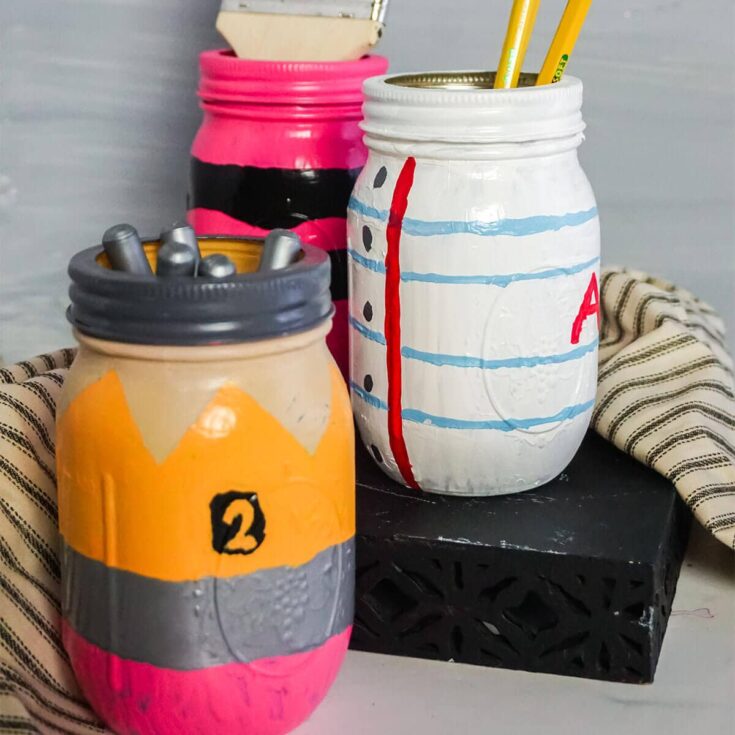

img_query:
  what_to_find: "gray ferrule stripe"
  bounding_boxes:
[61,539,354,671]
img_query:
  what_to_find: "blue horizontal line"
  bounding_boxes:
[349,317,598,370]
[348,249,599,287]
[403,210,599,238]
[350,381,595,431]
[403,257,599,285]
[351,382,388,410]
[348,315,386,345]
[349,198,387,222]
[348,197,598,238]
[401,400,596,431]
[402,338,598,369]
[349,249,386,274]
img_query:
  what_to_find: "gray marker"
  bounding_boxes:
[102,224,153,276]
[160,223,201,267]
[258,229,301,272]
[198,254,237,279]
[156,241,197,278]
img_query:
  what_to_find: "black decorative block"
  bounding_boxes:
[351,433,690,683]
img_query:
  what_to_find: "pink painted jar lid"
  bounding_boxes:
[198,50,388,108]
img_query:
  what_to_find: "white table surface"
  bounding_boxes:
[298,523,734,735]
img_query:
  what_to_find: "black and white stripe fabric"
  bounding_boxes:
[594,268,735,549]
[0,350,107,734]
[0,269,733,731]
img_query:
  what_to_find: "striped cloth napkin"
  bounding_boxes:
[0,269,733,731]
[0,349,106,733]
[594,268,735,549]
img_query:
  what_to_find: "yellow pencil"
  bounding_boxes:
[536,0,593,85]
[495,0,541,89]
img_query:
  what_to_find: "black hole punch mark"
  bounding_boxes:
[363,301,373,322]
[210,491,266,556]
[373,167,388,189]
[362,225,373,252]
[371,445,383,464]
[364,374,374,392]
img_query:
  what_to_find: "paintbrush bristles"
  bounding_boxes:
[217,0,387,61]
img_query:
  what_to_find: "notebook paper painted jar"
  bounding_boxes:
[57,238,355,735]
[188,51,389,378]
[348,72,600,496]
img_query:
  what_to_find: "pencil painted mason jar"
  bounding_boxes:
[348,72,600,496]
[188,51,389,379]
[57,237,355,735]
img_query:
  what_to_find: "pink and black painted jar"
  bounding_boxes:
[188,51,388,377]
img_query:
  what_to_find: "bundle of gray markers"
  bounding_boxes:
[102,223,301,279]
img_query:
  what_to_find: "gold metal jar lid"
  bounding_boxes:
[385,70,539,90]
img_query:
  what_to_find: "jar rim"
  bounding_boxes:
[67,236,333,347]
[362,71,585,145]
[198,49,388,108]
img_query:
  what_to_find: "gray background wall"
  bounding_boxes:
[1,0,733,362]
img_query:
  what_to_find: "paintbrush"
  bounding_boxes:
[217,0,389,61]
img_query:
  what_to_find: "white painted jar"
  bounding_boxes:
[348,71,601,496]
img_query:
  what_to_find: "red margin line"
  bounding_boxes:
[385,157,420,490]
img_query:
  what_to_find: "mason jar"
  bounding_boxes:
[57,237,355,735]
[188,50,388,378]
[348,72,600,496]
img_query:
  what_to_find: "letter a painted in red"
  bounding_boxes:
[570,273,600,345]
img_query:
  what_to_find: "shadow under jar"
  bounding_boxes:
[57,237,355,735]
[348,71,600,496]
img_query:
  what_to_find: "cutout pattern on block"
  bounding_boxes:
[351,435,690,683]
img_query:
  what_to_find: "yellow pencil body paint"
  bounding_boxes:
[537,0,593,85]
[495,0,541,89]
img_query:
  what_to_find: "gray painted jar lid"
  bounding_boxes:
[67,236,333,346]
